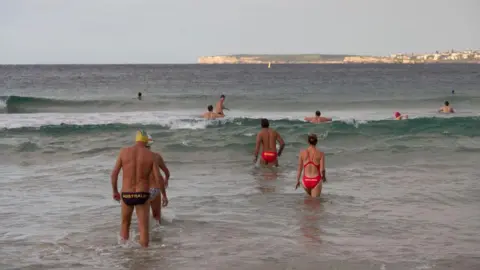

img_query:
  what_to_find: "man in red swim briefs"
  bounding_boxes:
[253,118,285,167]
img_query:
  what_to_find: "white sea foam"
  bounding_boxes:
[0,108,476,130]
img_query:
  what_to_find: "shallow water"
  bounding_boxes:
[1,64,480,270]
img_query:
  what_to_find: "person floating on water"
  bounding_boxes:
[146,134,170,224]
[254,118,285,167]
[295,134,326,197]
[110,130,168,248]
[137,92,142,100]
[394,111,408,120]
[215,94,229,116]
[438,101,455,113]
[304,110,332,123]
[202,105,224,119]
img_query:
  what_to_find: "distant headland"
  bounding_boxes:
[198,50,480,64]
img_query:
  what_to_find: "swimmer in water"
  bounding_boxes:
[394,111,408,120]
[215,94,229,116]
[304,110,332,123]
[438,101,455,113]
[146,135,170,224]
[254,118,285,167]
[137,92,142,100]
[111,130,168,248]
[295,134,326,197]
[202,105,224,119]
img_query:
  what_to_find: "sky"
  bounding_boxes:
[0,0,479,64]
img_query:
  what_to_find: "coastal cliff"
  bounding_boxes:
[198,50,480,64]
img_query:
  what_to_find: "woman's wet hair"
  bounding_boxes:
[308,133,318,145]
[261,118,269,128]
[207,105,213,111]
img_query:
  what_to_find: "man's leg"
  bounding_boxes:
[120,201,134,241]
[150,194,162,224]
[135,202,150,248]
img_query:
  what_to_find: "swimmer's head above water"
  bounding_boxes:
[220,94,225,100]
[261,118,269,128]
[394,112,401,118]
[315,111,321,116]
[308,134,318,146]
[444,101,450,106]
[207,105,213,112]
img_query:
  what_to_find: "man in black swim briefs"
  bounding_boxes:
[111,130,168,248]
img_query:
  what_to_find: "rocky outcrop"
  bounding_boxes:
[343,56,394,64]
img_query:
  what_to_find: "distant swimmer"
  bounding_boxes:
[111,130,168,248]
[304,111,332,123]
[137,92,142,100]
[438,101,455,113]
[254,118,285,167]
[146,135,170,223]
[452,90,455,94]
[202,105,224,119]
[295,134,326,197]
[394,111,408,120]
[215,94,229,116]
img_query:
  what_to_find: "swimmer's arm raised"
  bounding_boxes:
[276,131,285,157]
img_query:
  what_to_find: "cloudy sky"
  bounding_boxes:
[0,0,478,64]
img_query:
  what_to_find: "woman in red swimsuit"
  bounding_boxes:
[295,134,326,197]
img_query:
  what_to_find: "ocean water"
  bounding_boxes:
[1,64,480,270]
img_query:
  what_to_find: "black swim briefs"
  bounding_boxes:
[121,192,150,206]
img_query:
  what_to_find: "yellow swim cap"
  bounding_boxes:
[135,130,149,143]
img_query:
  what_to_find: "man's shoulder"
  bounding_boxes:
[119,146,131,153]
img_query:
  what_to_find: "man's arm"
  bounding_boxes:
[254,133,261,162]
[221,101,229,111]
[157,154,170,183]
[111,149,123,198]
[295,152,303,189]
[321,153,326,182]
[276,131,285,157]
[152,157,167,200]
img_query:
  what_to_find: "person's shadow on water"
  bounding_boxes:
[298,197,326,246]
[250,166,281,194]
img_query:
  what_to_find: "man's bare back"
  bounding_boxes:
[305,111,332,124]
[111,130,168,248]
[254,119,285,167]
[203,111,223,120]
